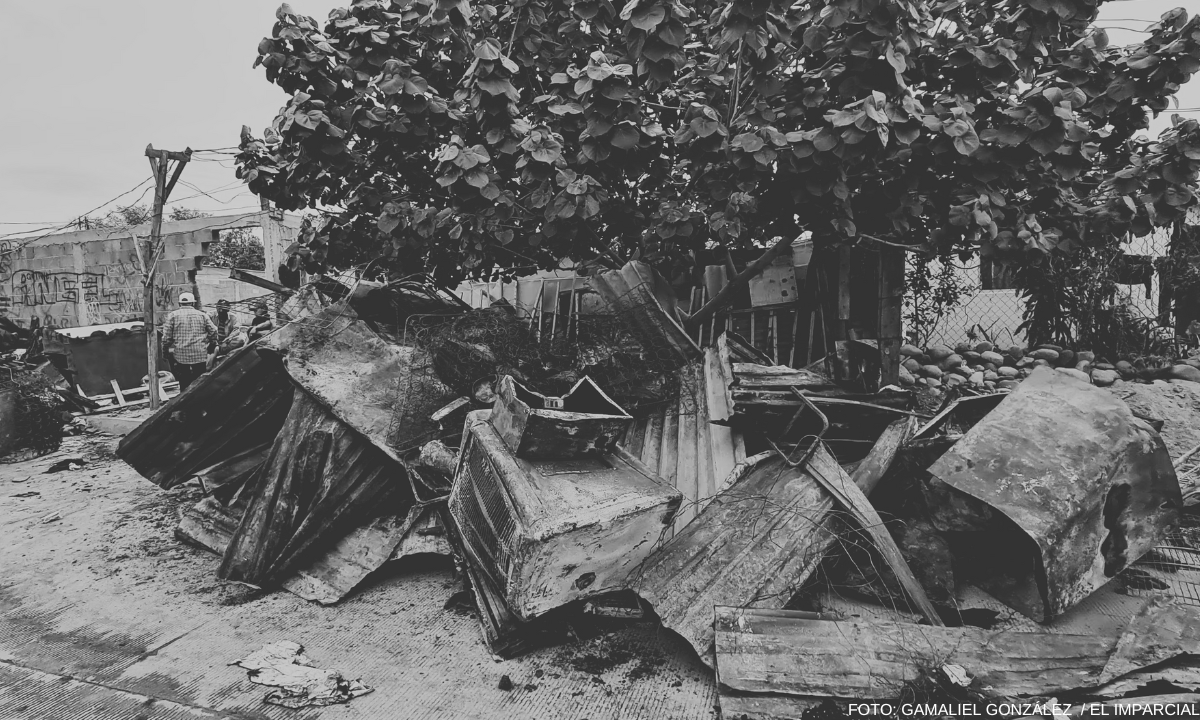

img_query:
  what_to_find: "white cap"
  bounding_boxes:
[178,292,195,304]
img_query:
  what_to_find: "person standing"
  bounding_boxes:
[207,299,245,368]
[161,291,218,391]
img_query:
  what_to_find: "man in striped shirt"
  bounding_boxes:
[162,292,218,391]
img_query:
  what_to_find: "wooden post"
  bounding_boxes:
[878,246,904,387]
[144,144,192,411]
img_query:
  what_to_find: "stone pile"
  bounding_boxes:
[897,341,1200,392]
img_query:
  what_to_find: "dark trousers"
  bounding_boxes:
[171,361,207,391]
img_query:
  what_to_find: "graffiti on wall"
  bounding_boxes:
[0,246,183,329]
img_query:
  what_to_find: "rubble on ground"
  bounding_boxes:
[108,268,1200,717]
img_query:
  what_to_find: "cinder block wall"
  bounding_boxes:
[0,212,299,331]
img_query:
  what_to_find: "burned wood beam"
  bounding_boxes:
[229,268,294,296]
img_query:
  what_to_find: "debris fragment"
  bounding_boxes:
[928,367,1182,621]
[449,410,681,621]
[714,596,1200,701]
[233,640,372,709]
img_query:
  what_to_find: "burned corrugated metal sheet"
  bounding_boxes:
[588,261,702,369]
[621,337,745,533]
[714,596,1200,701]
[116,345,294,489]
[928,367,1183,621]
[219,389,412,586]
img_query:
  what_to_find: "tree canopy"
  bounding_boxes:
[236,0,1200,287]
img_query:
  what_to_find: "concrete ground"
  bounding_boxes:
[0,428,717,720]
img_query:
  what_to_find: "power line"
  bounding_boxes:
[0,177,154,252]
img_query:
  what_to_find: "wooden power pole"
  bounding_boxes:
[144,145,192,411]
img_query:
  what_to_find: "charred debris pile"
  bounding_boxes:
[117,266,1200,718]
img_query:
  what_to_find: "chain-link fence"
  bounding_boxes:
[909,225,1179,353]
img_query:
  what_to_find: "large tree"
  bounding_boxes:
[236,0,1200,299]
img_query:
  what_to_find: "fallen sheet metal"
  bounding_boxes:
[588,261,701,368]
[233,640,372,709]
[219,389,412,587]
[178,492,434,605]
[634,416,918,664]
[449,410,682,620]
[117,345,294,489]
[714,596,1200,701]
[621,335,745,534]
[928,367,1183,621]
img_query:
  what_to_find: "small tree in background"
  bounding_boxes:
[205,228,267,270]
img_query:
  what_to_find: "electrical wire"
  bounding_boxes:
[0,177,154,253]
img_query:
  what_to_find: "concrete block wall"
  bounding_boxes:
[0,212,300,331]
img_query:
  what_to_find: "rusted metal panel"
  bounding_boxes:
[588,261,701,366]
[928,367,1183,621]
[449,411,682,620]
[116,345,294,489]
[714,597,1200,700]
[489,375,632,458]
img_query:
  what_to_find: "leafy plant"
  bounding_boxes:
[904,258,972,347]
[235,0,1200,294]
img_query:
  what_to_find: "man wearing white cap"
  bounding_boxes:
[161,291,218,391]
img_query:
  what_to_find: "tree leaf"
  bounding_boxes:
[475,38,502,60]
[631,4,665,31]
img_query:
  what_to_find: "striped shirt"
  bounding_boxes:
[162,306,217,365]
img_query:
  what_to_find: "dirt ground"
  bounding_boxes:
[0,424,717,720]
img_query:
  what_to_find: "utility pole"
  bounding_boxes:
[144,144,192,411]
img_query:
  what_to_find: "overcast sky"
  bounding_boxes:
[1,1,1197,236]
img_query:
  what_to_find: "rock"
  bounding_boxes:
[922,365,944,379]
[1057,349,1075,367]
[899,366,916,386]
[1168,364,1200,383]
[997,366,1019,379]
[945,375,964,387]
[1057,367,1091,383]
[940,354,964,370]
[902,358,922,374]
[900,344,923,357]
[1031,348,1060,362]
[927,345,954,362]
[982,362,998,373]
[1094,362,1115,371]
[983,370,999,382]
[1076,351,1095,364]
[954,342,972,355]
[974,342,994,353]
[984,381,997,390]
[980,351,1006,366]
[1091,369,1118,387]
[1033,358,1051,367]
[1007,346,1025,361]
[1017,357,1035,369]
[969,371,985,386]
[963,351,983,364]
[498,675,514,691]
[1185,358,1200,370]
[1036,344,1063,353]
[1019,368,1033,378]
[1075,360,1092,373]
[1116,360,1136,378]
[952,366,973,378]
[997,380,1020,390]
[926,377,942,388]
